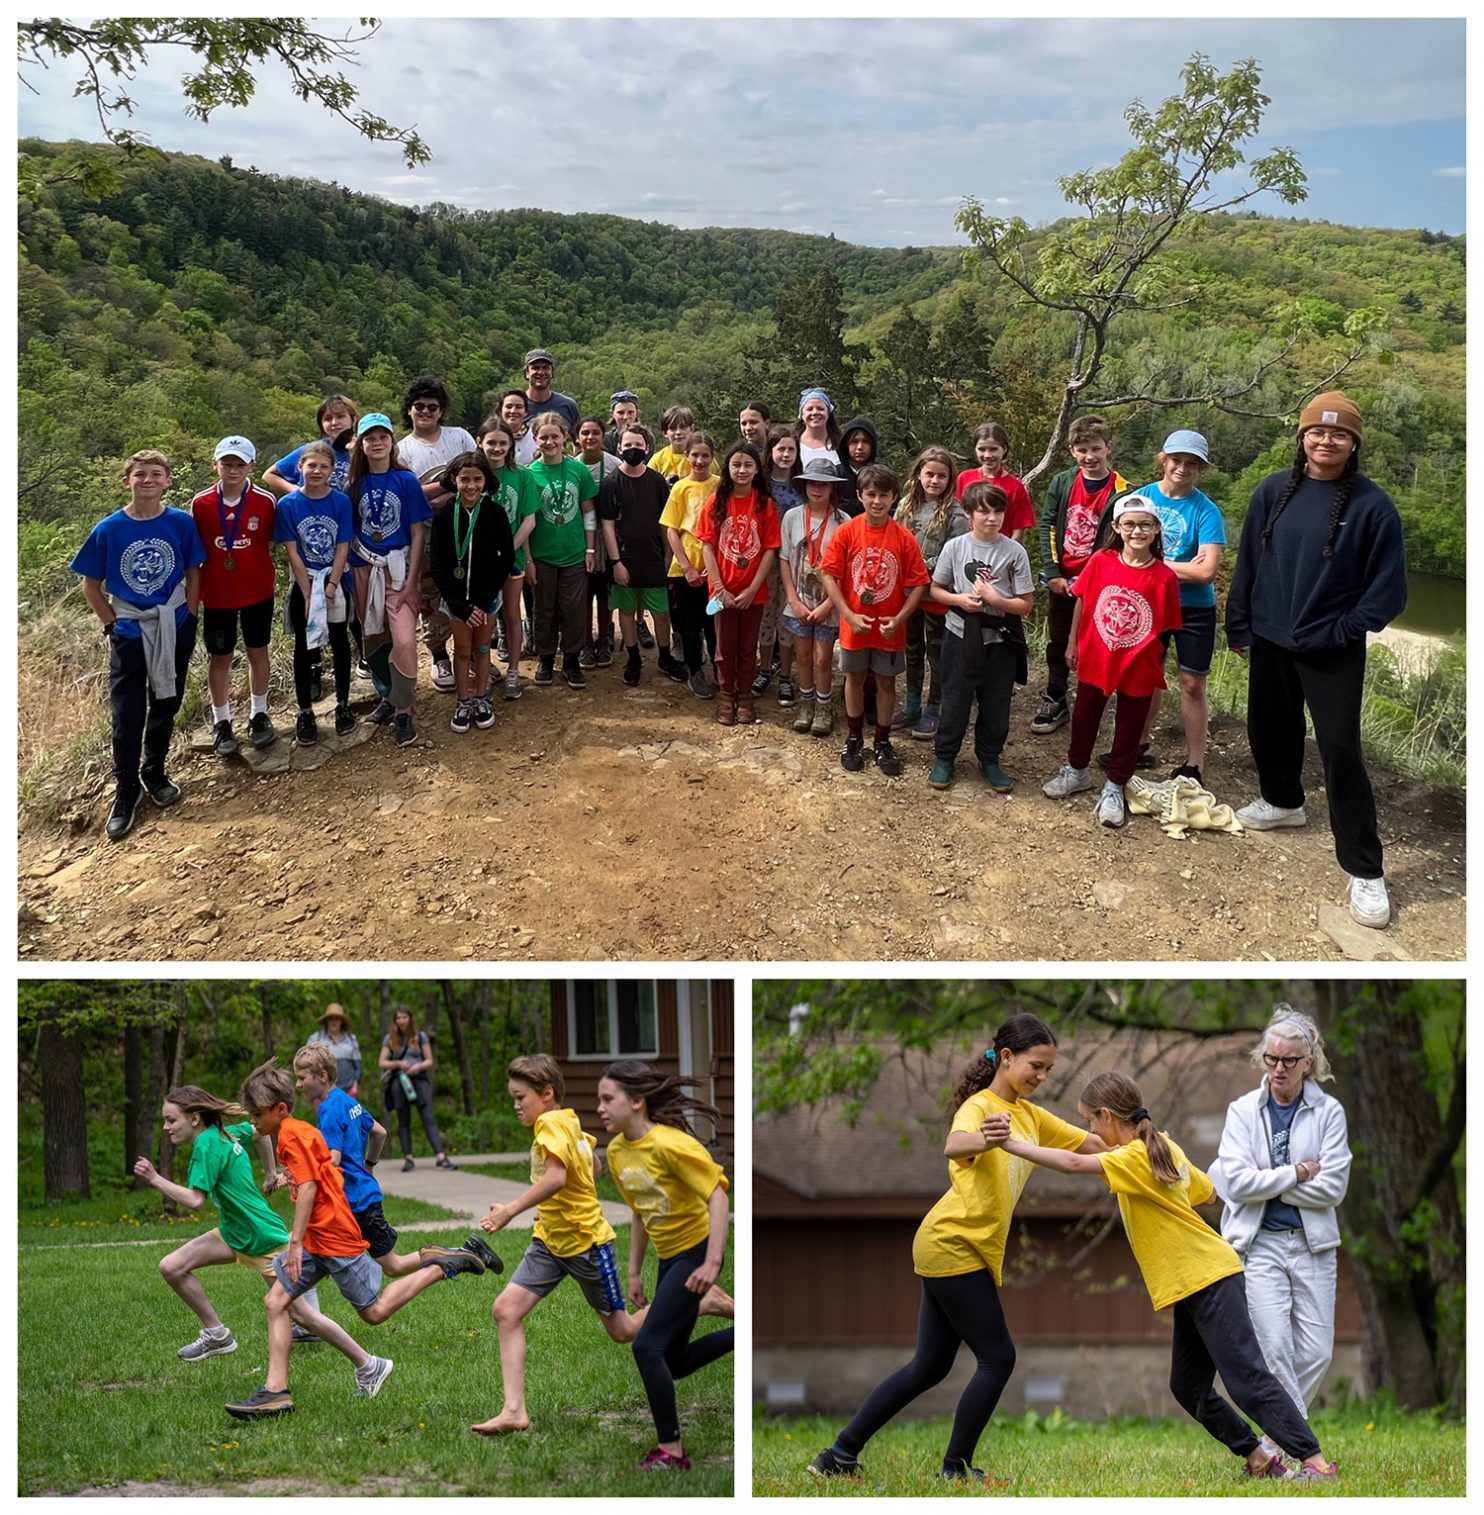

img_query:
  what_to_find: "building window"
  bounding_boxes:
[568,980,658,1060]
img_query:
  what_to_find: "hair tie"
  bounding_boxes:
[1130,1107,1150,1126]
[984,1049,997,1064]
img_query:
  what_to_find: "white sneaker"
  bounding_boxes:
[1236,797,1307,830]
[1348,874,1391,929]
[1093,781,1127,828]
[1043,764,1093,799]
[431,656,455,692]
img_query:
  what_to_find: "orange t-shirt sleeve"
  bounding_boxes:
[760,503,782,551]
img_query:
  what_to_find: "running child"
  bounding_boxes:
[809,1015,1105,1483]
[928,481,1034,793]
[263,394,358,496]
[347,413,432,747]
[224,1057,490,1420]
[819,462,930,776]
[954,422,1035,543]
[990,1071,1338,1481]
[133,1085,325,1360]
[598,1060,736,1472]
[1042,495,1181,828]
[273,441,356,747]
[778,457,849,737]
[794,387,843,468]
[72,448,206,842]
[696,439,782,726]
[470,1054,649,1436]
[477,416,539,698]
[897,445,966,740]
[429,450,516,733]
[659,432,721,697]
[525,411,600,690]
[576,415,623,669]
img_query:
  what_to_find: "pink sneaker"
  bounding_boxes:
[1245,1451,1291,1479]
[639,1446,692,1471]
[1295,1461,1338,1481]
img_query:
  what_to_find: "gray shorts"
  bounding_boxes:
[840,646,906,676]
[509,1236,624,1315]
[273,1247,382,1311]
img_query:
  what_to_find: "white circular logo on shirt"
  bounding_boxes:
[539,479,578,526]
[119,538,176,596]
[299,515,338,565]
[719,514,761,565]
[360,485,402,540]
[1148,500,1191,559]
[850,546,899,603]
[1093,584,1154,650]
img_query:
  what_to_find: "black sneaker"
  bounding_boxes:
[808,1447,861,1479]
[105,788,140,842]
[141,769,181,807]
[564,658,588,690]
[595,638,615,667]
[449,698,473,734]
[1029,696,1070,734]
[751,665,774,696]
[394,713,418,747]
[460,1232,504,1273]
[296,709,318,746]
[1170,763,1204,786]
[249,711,278,749]
[212,719,239,757]
[579,643,597,668]
[1099,743,1157,772]
[657,650,688,683]
[534,657,555,687]
[356,655,371,677]
[225,1385,295,1420]
[334,703,357,737]
[873,740,904,777]
[366,698,395,726]
[622,654,642,688]
[840,735,865,772]
[416,1242,486,1277]
[636,618,655,649]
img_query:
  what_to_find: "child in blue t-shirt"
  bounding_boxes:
[71,448,207,843]
[273,441,356,746]
[1130,429,1226,786]
[263,394,359,496]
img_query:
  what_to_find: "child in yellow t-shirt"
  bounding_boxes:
[995,1070,1337,1481]
[598,1060,735,1472]
[809,1015,1104,1484]
[470,1054,647,1436]
[659,433,720,686]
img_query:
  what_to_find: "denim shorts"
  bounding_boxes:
[1159,603,1216,676]
[272,1246,382,1310]
[782,611,838,644]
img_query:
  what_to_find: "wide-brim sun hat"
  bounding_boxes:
[794,457,848,484]
[318,1002,352,1025]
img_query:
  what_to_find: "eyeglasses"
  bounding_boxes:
[1262,1053,1306,1070]
[1305,428,1352,444]
[1120,521,1157,532]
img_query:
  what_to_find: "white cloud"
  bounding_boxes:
[1433,165,1466,177]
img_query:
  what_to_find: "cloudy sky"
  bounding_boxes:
[18,15,1467,244]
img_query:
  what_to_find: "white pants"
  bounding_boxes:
[1244,1228,1338,1414]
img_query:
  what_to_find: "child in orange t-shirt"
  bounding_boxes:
[696,440,782,726]
[225,1058,490,1419]
[819,463,931,777]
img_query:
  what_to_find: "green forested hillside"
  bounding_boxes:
[18,138,1466,609]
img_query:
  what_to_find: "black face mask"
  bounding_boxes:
[620,447,648,467]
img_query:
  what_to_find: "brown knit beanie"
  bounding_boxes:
[1297,391,1364,442]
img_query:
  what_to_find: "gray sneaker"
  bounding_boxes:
[1043,763,1093,799]
[179,1326,237,1361]
[352,1354,394,1399]
[688,669,713,700]
[1094,781,1128,828]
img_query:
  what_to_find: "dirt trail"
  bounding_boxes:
[17,665,1464,963]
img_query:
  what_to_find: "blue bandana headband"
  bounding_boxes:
[799,387,833,417]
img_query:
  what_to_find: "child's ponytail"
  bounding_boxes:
[1080,1071,1181,1184]
[602,1060,719,1132]
[945,1011,1059,1126]
[164,1085,248,1131]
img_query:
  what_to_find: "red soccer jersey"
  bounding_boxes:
[694,490,782,601]
[819,514,931,652]
[192,482,277,609]
[1070,550,1182,698]
[1060,472,1119,578]
[954,468,1035,534]
[275,1115,369,1259]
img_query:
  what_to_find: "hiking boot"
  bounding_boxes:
[735,697,756,725]
[792,694,816,733]
[751,664,774,696]
[393,713,417,747]
[450,699,472,734]
[1099,743,1157,771]
[225,1385,294,1419]
[777,675,797,707]
[891,698,920,731]
[840,735,865,772]
[808,1446,861,1478]
[1029,695,1069,733]
[1348,875,1391,929]
[503,669,522,701]
[1043,763,1093,798]
[579,643,597,668]
[472,696,495,730]
[1169,763,1204,787]
[352,1355,394,1399]
[623,653,642,688]
[105,788,140,842]
[1094,781,1128,828]
[334,703,357,737]
[249,711,278,749]
[810,696,835,738]
[981,761,1014,793]
[563,657,587,690]
[929,759,954,790]
[366,698,395,726]
[716,690,737,727]
[911,708,938,740]
[534,657,555,686]
[212,719,239,757]
[640,1446,692,1471]
[179,1326,237,1361]
[1236,797,1307,830]
[688,670,713,700]
[418,1243,486,1277]
[431,656,455,691]
[636,617,655,649]
[296,709,318,747]
[141,769,181,808]
[657,649,688,683]
[873,739,904,776]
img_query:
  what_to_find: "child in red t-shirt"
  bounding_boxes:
[820,463,931,776]
[954,422,1036,542]
[696,440,782,726]
[192,437,280,757]
[1042,496,1181,829]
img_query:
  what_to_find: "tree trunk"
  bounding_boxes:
[440,980,476,1116]
[160,985,190,1196]
[145,1022,176,1214]
[39,1013,90,1199]
[123,1023,145,1186]
[478,982,492,1105]
[260,980,273,1060]
[379,980,392,1040]
[1317,981,1466,1413]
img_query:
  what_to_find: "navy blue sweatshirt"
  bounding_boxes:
[1225,470,1407,653]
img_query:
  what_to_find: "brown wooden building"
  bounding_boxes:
[756,1030,1363,1419]
[547,978,735,1167]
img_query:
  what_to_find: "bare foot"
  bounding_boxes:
[470,1410,531,1435]
[698,1285,734,1319]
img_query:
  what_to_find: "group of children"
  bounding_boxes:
[136,1043,732,1471]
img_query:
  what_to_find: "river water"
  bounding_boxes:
[1397,571,1465,643]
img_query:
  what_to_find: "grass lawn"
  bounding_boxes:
[18,1195,733,1495]
[753,1405,1464,1497]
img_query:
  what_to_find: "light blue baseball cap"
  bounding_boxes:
[1162,428,1210,462]
[357,412,395,436]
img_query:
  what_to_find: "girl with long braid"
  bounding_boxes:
[1225,392,1407,929]
[990,1071,1338,1481]
[597,1061,735,1472]
[807,1014,1105,1484]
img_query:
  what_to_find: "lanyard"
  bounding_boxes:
[453,494,482,580]
[805,506,832,566]
[216,485,245,555]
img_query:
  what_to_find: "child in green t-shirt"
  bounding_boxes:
[524,412,599,690]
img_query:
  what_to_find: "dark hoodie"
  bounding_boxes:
[837,416,879,518]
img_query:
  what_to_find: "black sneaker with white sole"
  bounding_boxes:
[334,703,358,737]
[564,658,588,690]
[212,719,239,757]
[105,788,140,842]
[808,1447,862,1478]
[366,698,395,726]
[394,713,418,747]
[249,711,278,749]
[140,769,181,807]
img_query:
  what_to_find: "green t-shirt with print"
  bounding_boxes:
[525,457,598,568]
[495,465,540,574]
[186,1119,289,1258]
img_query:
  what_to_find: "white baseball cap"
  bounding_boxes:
[213,435,256,463]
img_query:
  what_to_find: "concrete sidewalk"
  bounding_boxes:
[374,1151,631,1231]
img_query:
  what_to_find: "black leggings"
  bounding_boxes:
[632,1237,734,1444]
[387,1075,444,1158]
[667,578,716,675]
[836,1269,1015,1469]
[287,583,352,709]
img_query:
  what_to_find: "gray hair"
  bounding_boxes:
[1249,1004,1333,1083]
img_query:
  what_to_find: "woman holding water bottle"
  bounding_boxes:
[379,1006,457,1172]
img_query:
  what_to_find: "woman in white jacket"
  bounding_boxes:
[1209,1006,1350,1454]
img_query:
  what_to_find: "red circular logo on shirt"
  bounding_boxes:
[719,513,761,565]
[1093,584,1154,649]
[851,546,899,604]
